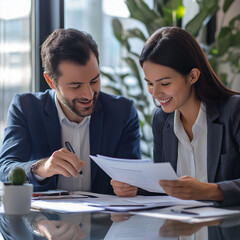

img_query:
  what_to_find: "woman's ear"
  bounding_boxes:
[188,68,200,85]
[44,73,55,89]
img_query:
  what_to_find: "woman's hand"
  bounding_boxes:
[159,175,224,201]
[110,180,138,197]
[159,219,221,237]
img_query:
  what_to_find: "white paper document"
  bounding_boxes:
[90,155,178,193]
[72,191,211,212]
[31,199,104,213]
[30,191,212,213]
[135,206,240,222]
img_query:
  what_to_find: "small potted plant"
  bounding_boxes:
[2,167,33,215]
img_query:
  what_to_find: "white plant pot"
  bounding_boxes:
[2,183,33,215]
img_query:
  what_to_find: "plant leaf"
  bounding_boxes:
[124,57,144,91]
[112,18,123,44]
[223,0,234,13]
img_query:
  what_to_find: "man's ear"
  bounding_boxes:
[44,73,55,89]
[188,68,200,85]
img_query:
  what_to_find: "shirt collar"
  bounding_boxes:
[54,93,91,126]
[194,102,207,131]
[174,102,207,134]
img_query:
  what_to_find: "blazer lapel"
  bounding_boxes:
[162,114,178,171]
[90,95,104,186]
[43,90,62,152]
[207,103,223,183]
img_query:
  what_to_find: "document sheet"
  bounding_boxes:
[31,199,104,213]
[90,155,178,193]
[31,191,210,213]
[134,206,240,222]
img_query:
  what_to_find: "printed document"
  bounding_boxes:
[90,155,178,193]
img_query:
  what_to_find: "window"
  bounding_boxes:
[0,0,32,146]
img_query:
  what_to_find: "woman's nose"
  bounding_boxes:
[152,85,162,98]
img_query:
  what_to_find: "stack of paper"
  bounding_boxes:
[134,206,240,222]
[90,155,178,193]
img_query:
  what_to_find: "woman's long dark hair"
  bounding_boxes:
[139,27,239,103]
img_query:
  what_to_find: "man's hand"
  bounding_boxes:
[111,180,138,197]
[37,219,85,240]
[159,175,224,201]
[32,148,85,178]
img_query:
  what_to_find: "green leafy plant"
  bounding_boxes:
[185,0,240,88]
[101,0,185,158]
[101,0,240,157]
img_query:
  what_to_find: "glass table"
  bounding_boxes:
[1,210,240,239]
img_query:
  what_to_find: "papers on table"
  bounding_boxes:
[30,191,240,223]
[90,155,178,193]
[31,191,209,213]
[80,194,211,212]
[31,191,104,213]
[134,206,240,223]
[31,199,104,213]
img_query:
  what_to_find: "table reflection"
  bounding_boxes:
[105,213,240,240]
[0,211,240,239]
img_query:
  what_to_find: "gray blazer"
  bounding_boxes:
[152,95,240,206]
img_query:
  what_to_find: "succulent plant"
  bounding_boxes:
[8,167,27,185]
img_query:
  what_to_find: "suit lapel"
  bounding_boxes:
[207,103,223,182]
[43,90,62,152]
[90,94,104,186]
[163,114,178,171]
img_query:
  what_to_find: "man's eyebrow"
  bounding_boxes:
[144,76,171,82]
[66,73,100,85]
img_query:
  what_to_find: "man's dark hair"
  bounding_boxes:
[41,28,99,83]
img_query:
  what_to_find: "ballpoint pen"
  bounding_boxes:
[65,141,83,174]
[32,191,69,197]
[171,208,199,215]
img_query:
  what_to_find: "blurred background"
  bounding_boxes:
[0,0,239,157]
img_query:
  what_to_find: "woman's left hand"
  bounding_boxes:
[159,175,224,201]
[111,180,138,197]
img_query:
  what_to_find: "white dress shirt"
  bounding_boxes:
[174,102,208,182]
[55,95,91,192]
[174,103,208,240]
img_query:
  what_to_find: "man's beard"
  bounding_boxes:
[59,92,99,118]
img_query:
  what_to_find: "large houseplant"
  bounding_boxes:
[101,0,185,158]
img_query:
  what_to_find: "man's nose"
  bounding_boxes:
[79,84,94,99]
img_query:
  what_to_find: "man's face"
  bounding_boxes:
[53,53,100,122]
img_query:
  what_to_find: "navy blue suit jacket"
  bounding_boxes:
[152,95,240,206]
[0,90,141,193]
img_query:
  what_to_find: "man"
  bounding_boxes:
[0,28,140,194]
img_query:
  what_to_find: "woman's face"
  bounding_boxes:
[142,61,198,113]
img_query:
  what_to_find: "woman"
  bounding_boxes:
[111,27,240,206]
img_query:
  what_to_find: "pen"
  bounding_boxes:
[171,209,199,215]
[32,195,83,200]
[182,205,210,210]
[80,194,98,198]
[65,141,83,174]
[65,141,75,154]
[32,192,69,197]
[88,204,146,207]
[108,205,146,207]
